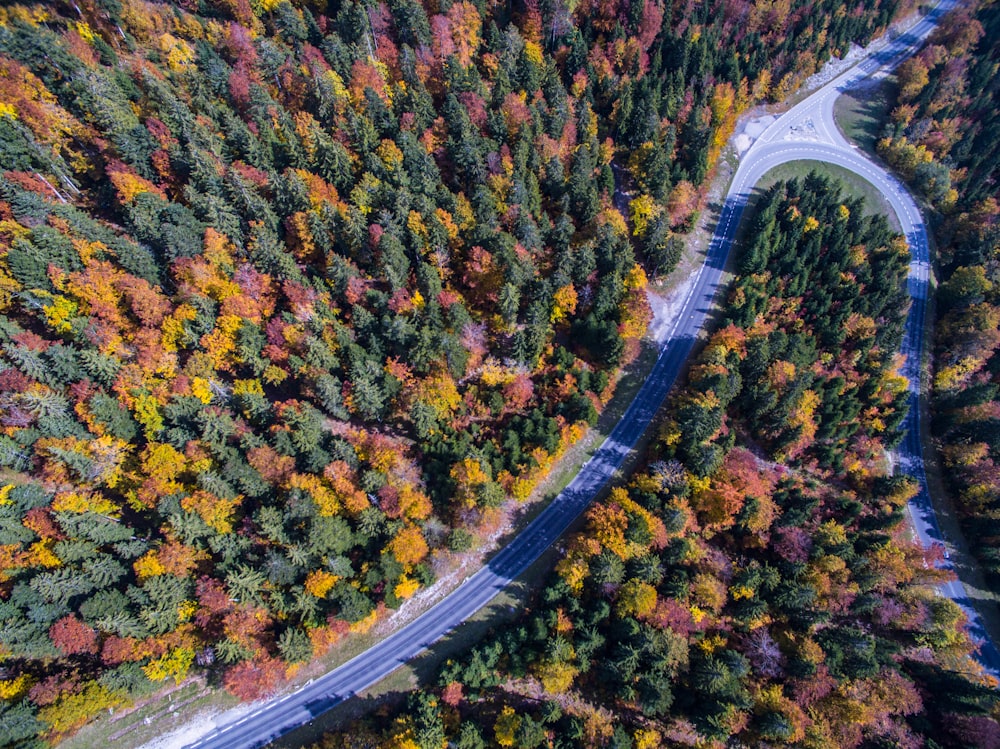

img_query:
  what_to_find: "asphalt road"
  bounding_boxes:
[732,141,1000,675]
[182,3,993,747]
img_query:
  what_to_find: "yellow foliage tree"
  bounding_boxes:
[550,283,579,323]
[108,168,165,204]
[416,370,462,419]
[143,647,195,684]
[494,705,521,747]
[394,575,420,600]
[634,729,661,749]
[536,658,578,694]
[0,673,32,700]
[38,682,124,736]
[623,263,648,291]
[448,1,482,67]
[389,525,428,568]
[181,491,240,533]
[587,499,630,559]
[755,684,807,743]
[556,554,589,594]
[160,33,195,71]
[304,569,338,598]
[142,442,186,482]
[133,549,167,580]
[616,579,658,618]
[133,393,164,440]
[298,473,342,516]
[629,194,660,237]
[450,457,491,509]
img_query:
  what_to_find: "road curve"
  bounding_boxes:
[731,141,1000,675]
[181,4,989,748]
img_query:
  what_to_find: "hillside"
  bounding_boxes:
[0,0,911,745]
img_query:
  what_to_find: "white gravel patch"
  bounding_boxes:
[135,701,259,749]
[744,116,776,139]
[646,273,699,345]
[801,42,868,91]
[732,133,753,157]
[734,115,776,156]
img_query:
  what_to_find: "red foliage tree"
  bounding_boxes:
[50,615,99,656]
[28,674,81,707]
[638,0,664,50]
[222,655,286,701]
[228,66,253,109]
[772,525,813,563]
[458,91,488,130]
[946,715,1000,749]
[648,597,696,637]
[431,15,456,62]
[503,373,535,412]
[248,445,295,485]
[196,575,234,629]
[441,680,464,707]
[223,605,272,653]
[101,636,145,666]
[788,664,837,707]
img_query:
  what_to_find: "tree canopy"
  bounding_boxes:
[0,0,914,744]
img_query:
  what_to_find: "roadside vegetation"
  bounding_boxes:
[872,2,1000,588]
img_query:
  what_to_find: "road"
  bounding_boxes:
[182,3,992,747]
[728,0,1000,673]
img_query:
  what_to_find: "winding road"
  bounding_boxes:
[726,0,1000,674]
[181,3,996,747]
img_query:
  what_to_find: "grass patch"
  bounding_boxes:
[753,159,901,232]
[834,76,897,154]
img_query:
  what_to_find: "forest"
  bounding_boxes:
[877,0,1000,585]
[0,0,917,745]
[303,177,1000,749]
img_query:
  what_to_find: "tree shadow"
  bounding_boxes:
[266,693,397,748]
[703,199,725,228]
[839,79,897,153]
[267,579,541,748]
